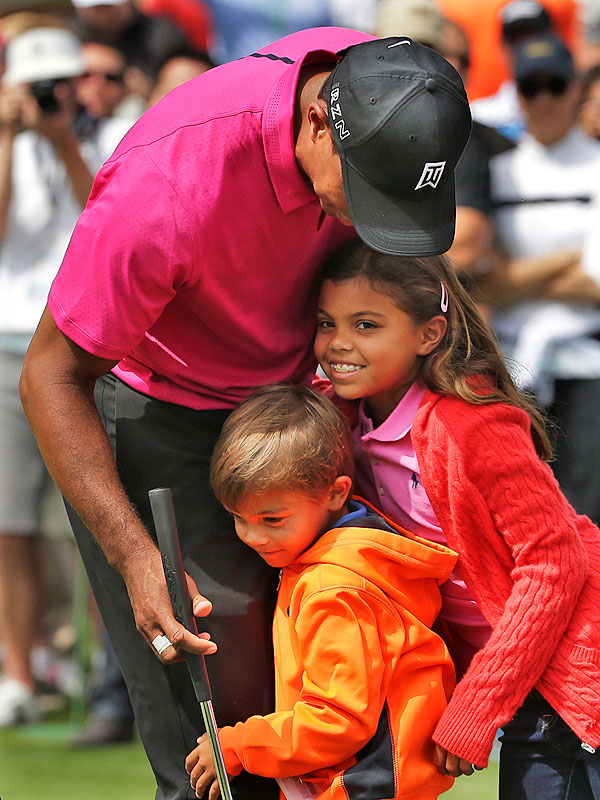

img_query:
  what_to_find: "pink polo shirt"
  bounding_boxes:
[354,380,491,670]
[48,28,371,410]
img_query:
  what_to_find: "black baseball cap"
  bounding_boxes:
[501,0,552,42]
[328,37,472,257]
[513,33,575,82]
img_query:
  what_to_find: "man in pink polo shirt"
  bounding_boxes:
[20,28,470,799]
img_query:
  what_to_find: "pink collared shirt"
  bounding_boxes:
[354,380,491,668]
[48,28,370,410]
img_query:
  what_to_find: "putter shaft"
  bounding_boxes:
[149,487,233,800]
[201,700,232,796]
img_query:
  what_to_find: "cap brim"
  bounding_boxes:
[3,61,84,86]
[341,156,456,257]
[515,63,574,82]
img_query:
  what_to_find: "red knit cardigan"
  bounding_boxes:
[412,389,600,767]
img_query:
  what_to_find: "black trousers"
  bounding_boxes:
[549,378,600,525]
[67,374,280,800]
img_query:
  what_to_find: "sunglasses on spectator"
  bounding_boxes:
[517,76,569,99]
[457,53,471,70]
[442,51,470,71]
[81,71,124,83]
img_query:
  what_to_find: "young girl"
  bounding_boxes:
[314,240,600,800]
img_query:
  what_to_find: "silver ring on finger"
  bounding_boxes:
[151,634,173,655]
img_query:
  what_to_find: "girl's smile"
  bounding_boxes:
[329,361,364,374]
[315,277,445,426]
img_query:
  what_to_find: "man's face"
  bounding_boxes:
[517,73,579,146]
[77,43,126,118]
[76,1,135,35]
[295,93,354,228]
[149,57,213,106]
[440,23,470,83]
[310,134,353,227]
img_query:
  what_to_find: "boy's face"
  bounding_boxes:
[227,478,350,568]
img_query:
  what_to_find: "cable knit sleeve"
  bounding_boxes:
[417,397,589,766]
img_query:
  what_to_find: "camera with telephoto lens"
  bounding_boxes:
[29,78,66,114]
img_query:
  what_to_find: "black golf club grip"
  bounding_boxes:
[148,487,212,702]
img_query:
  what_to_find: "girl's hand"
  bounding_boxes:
[185,734,221,799]
[434,744,484,777]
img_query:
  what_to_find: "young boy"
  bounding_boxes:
[186,384,457,800]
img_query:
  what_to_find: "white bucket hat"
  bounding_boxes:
[2,27,85,86]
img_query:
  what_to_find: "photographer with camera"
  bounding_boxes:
[0,17,131,727]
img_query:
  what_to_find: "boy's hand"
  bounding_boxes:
[185,734,221,799]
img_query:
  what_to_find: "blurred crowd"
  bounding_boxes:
[1,0,600,751]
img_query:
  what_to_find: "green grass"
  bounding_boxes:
[0,721,156,800]
[445,762,498,799]
[0,719,498,800]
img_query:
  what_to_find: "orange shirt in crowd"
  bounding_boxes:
[440,0,579,100]
[137,0,213,51]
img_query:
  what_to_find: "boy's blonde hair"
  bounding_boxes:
[210,384,354,510]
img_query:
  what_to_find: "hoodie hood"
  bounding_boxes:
[290,504,457,629]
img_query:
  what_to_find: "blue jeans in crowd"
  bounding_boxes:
[499,690,600,800]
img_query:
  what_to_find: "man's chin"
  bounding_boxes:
[324,209,353,227]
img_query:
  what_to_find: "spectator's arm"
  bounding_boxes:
[540,259,600,304]
[474,248,581,307]
[0,85,25,241]
[20,308,216,662]
[20,85,94,210]
[0,128,15,243]
[49,128,94,209]
[447,206,493,275]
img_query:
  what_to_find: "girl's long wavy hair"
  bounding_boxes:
[320,241,552,460]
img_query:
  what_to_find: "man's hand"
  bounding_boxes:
[540,260,600,304]
[186,733,222,800]
[0,84,27,134]
[120,544,216,663]
[434,744,485,777]
[19,82,75,144]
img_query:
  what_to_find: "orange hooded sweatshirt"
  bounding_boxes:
[218,504,457,800]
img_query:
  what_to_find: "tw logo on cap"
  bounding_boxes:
[415,161,446,190]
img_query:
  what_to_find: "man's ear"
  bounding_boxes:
[327,475,352,510]
[418,315,447,356]
[307,99,331,143]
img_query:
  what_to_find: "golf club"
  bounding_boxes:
[148,487,233,800]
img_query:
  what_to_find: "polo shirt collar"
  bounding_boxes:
[262,48,339,214]
[359,379,427,442]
